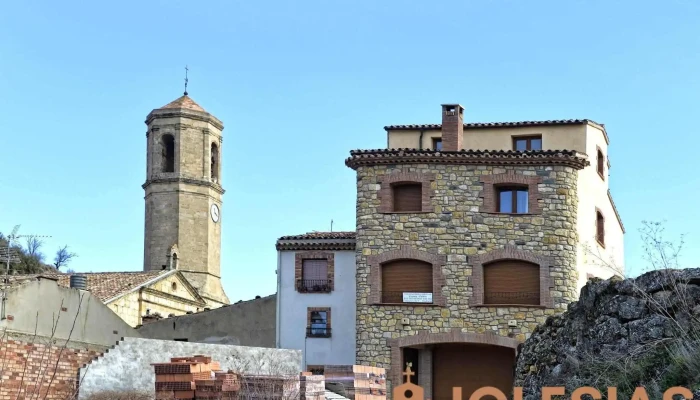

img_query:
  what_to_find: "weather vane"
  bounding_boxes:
[184,65,189,96]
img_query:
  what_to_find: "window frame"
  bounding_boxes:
[469,246,553,308]
[432,137,443,151]
[496,185,529,214]
[596,209,605,247]
[391,182,423,212]
[479,172,543,215]
[596,146,605,180]
[512,135,543,151]
[306,307,331,338]
[378,171,435,214]
[295,252,334,293]
[367,246,447,307]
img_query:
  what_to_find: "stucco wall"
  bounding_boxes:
[1,278,138,347]
[78,337,302,399]
[136,294,276,347]
[387,125,587,152]
[278,250,357,369]
[574,125,625,291]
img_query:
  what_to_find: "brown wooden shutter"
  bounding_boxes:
[381,260,432,303]
[596,212,605,244]
[393,183,422,212]
[483,260,539,305]
[302,259,328,281]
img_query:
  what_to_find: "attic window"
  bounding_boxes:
[171,282,177,291]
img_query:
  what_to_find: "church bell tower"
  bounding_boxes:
[142,92,229,306]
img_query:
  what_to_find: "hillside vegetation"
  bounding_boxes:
[0,232,76,274]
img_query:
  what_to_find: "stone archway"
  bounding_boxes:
[387,329,520,399]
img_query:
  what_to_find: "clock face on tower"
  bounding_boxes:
[210,203,220,223]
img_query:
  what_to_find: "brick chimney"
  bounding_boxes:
[441,104,464,151]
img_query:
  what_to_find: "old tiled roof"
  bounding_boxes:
[385,119,610,144]
[276,232,356,251]
[384,119,600,130]
[6,271,172,302]
[159,95,207,113]
[345,149,590,170]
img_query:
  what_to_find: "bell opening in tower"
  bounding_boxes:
[161,134,175,173]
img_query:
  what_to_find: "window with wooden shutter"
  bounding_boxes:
[596,211,605,246]
[483,260,540,305]
[300,259,330,293]
[381,259,433,303]
[597,149,605,179]
[392,183,422,212]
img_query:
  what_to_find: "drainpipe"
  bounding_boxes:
[418,129,426,150]
[275,249,282,348]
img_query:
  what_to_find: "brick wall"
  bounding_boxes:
[0,336,104,400]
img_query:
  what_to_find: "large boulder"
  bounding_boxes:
[514,268,700,400]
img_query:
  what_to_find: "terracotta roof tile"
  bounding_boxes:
[345,149,590,170]
[159,95,207,113]
[384,119,600,130]
[277,232,356,240]
[7,271,170,302]
[276,232,356,251]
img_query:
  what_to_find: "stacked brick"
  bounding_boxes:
[152,355,239,400]
[299,372,325,400]
[323,365,386,400]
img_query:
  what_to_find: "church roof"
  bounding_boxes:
[159,94,207,113]
[6,270,173,302]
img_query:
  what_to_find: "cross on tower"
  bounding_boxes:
[403,363,415,384]
[184,65,189,96]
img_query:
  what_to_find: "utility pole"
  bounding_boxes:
[1,225,51,320]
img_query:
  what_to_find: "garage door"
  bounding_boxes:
[432,344,515,400]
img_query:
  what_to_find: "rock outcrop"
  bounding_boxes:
[515,268,700,400]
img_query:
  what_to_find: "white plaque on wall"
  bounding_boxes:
[402,292,433,303]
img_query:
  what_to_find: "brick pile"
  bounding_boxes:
[299,372,325,400]
[323,365,386,400]
[152,355,240,400]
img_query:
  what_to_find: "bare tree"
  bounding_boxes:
[54,245,77,270]
[24,236,45,262]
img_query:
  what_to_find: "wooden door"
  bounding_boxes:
[432,344,514,400]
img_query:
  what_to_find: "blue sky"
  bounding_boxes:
[1,0,698,302]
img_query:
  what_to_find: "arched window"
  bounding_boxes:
[381,259,433,303]
[597,148,605,179]
[483,260,540,305]
[392,182,422,212]
[596,211,605,246]
[161,134,175,173]
[211,142,219,182]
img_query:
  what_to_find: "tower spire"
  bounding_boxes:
[184,65,189,96]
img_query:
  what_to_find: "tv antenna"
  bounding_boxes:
[1,225,52,319]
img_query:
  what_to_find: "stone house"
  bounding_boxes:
[274,232,357,372]
[342,104,625,398]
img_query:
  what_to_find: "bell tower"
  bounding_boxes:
[142,93,229,306]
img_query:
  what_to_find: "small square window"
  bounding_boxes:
[307,309,331,338]
[497,187,529,213]
[513,136,542,151]
[433,138,442,151]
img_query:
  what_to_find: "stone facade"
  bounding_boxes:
[142,95,229,306]
[351,161,584,392]
[108,272,207,327]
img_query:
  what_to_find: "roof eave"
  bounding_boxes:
[103,270,176,304]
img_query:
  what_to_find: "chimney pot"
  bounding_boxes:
[441,104,464,151]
